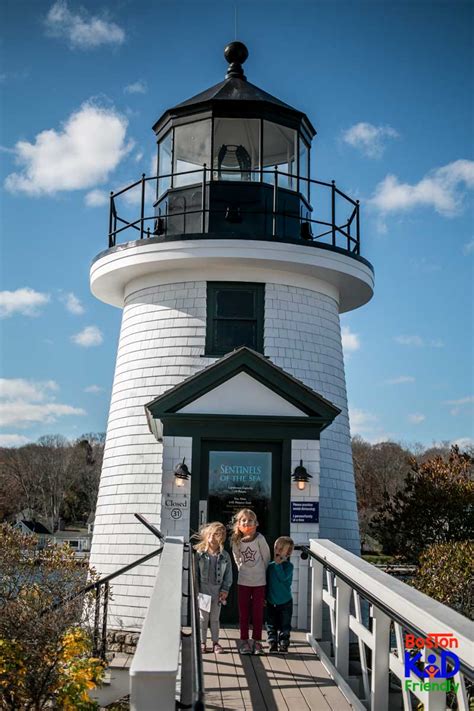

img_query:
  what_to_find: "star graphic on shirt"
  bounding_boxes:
[241,546,257,563]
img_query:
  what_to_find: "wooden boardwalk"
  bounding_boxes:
[202,628,355,710]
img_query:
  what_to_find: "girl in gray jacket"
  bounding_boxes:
[194,522,233,653]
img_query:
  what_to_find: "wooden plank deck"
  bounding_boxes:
[202,628,355,710]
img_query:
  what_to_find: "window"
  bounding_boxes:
[299,137,309,201]
[213,118,260,181]
[157,131,172,198]
[173,120,211,187]
[206,283,264,355]
[263,121,297,190]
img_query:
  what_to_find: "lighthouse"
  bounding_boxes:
[89,42,374,631]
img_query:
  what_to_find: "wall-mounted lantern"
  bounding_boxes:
[174,458,191,487]
[292,460,312,491]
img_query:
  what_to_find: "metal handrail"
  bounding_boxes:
[106,166,361,256]
[46,513,166,660]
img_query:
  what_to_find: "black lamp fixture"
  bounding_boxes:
[292,460,312,491]
[174,458,191,487]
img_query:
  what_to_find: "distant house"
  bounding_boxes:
[12,516,92,558]
[13,519,52,549]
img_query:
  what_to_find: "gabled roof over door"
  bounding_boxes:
[145,347,340,441]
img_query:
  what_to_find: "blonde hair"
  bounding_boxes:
[193,521,227,552]
[274,536,294,555]
[230,508,258,546]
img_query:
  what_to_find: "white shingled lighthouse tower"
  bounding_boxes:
[89,42,374,631]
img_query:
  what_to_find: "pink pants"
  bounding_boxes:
[238,584,266,641]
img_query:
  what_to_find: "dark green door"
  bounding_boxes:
[199,440,282,623]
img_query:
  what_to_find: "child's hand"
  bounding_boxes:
[218,591,228,603]
[274,553,287,564]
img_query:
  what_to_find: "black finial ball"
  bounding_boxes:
[224,41,249,66]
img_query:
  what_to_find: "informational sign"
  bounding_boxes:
[208,451,272,532]
[164,493,188,521]
[291,501,319,523]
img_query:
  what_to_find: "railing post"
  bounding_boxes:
[93,586,101,657]
[334,578,351,680]
[331,180,336,246]
[201,163,207,233]
[356,199,360,254]
[272,165,278,237]
[109,193,114,248]
[140,173,146,240]
[310,557,324,640]
[370,605,391,711]
[100,582,109,661]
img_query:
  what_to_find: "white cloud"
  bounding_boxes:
[124,80,147,95]
[463,239,474,255]
[0,402,85,428]
[370,160,474,216]
[446,396,474,406]
[394,335,424,347]
[45,0,125,50]
[342,122,399,159]
[385,376,415,385]
[61,292,84,315]
[341,326,360,352]
[5,102,132,196]
[71,325,103,347]
[85,189,108,207]
[0,378,84,428]
[408,413,425,424]
[445,395,474,416]
[394,335,444,348]
[84,385,104,393]
[0,379,58,402]
[349,408,391,443]
[0,434,31,447]
[452,437,474,450]
[0,288,50,318]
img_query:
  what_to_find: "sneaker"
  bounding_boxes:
[279,642,289,654]
[213,642,224,654]
[253,641,264,655]
[269,641,279,654]
[239,640,252,655]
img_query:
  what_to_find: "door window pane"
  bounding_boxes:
[174,120,211,187]
[263,121,297,190]
[208,450,272,530]
[213,118,260,181]
[157,131,172,198]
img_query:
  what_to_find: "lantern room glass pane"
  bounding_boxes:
[157,131,172,198]
[263,121,297,190]
[213,118,260,181]
[173,120,211,187]
[299,137,309,200]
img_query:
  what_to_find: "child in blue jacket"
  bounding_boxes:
[266,536,294,653]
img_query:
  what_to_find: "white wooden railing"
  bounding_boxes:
[130,536,184,711]
[306,539,473,711]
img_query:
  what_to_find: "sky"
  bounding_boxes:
[0,0,473,450]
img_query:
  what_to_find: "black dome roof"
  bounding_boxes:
[152,42,316,138]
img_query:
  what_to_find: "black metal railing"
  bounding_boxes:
[46,513,165,661]
[106,167,361,258]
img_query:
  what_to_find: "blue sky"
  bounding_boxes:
[0,0,472,449]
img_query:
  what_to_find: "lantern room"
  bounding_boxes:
[151,41,315,239]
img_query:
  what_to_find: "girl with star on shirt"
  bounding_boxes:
[231,508,270,655]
